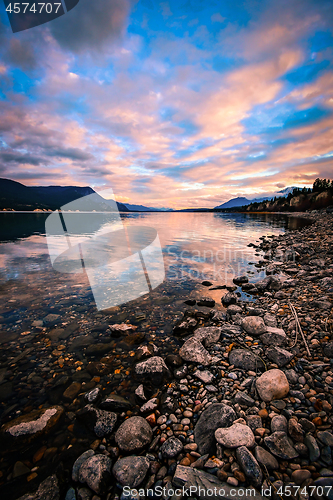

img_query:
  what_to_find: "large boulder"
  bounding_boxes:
[256,369,289,402]
[242,316,266,335]
[115,416,153,452]
[194,403,236,455]
[179,338,212,365]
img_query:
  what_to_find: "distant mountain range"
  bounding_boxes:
[214,187,299,209]
[0,178,129,212]
[124,203,171,212]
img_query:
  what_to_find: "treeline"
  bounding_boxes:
[232,178,333,213]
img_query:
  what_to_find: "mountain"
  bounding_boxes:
[0,178,129,212]
[214,187,303,210]
[214,196,266,209]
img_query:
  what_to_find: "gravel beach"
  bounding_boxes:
[1,210,332,500]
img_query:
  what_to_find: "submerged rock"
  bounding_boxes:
[1,406,64,445]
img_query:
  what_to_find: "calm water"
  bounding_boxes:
[0,211,310,309]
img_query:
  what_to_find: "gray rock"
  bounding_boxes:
[179,338,212,365]
[227,305,243,315]
[16,475,60,500]
[160,436,183,458]
[72,450,95,481]
[236,446,263,488]
[318,431,333,446]
[194,403,236,455]
[115,416,153,452]
[134,356,170,385]
[304,434,320,461]
[112,456,150,487]
[256,369,289,402]
[260,327,287,346]
[263,314,277,327]
[79,454,112,495]
[246,415,262,433]
[229,349,264,371]
[254,446,279,471]
[77,405,117,438]
[242,316,267,335]
[234,391,255,407]
[197,297,215,307]
[84,387,101,404]
[193,369,214,384]
[266,347,294,367]
[99,394,132,412]
[173,465,265,500]
[264,431,299,460]
[1,406,64,445]
[284,369,298,385]
[221,292,238,306]
[216,423,255,448]
[323,342,333,357]
[291,469,311,485]
[233,275,249,285]
[193,327,221,347]
[271,415,287,433]
[64,487,76,500]
[134,384,146,403]
[140,398,159,414]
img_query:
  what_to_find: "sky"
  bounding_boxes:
[0,0,333,208]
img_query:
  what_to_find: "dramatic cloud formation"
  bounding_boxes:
[0,0,332,207]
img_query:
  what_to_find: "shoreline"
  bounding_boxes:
[0,212,332,500]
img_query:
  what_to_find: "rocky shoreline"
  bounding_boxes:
[1,211,333,500]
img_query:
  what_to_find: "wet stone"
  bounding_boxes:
[115,416,153,452]
[194,403,236,455]
[77,405,117,437]
[99,394,132,412]
[112,456,150,487]
[215,423,255,448]
[264,432,299,460]
[78,454,112,495]
[236,446,263,489]
[160,436,183,458]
